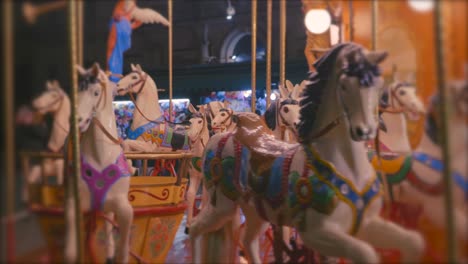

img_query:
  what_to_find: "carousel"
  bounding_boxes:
[1,0,467,263]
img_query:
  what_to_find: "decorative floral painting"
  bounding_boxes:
[113,99,190,139]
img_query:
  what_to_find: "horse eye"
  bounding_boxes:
[283,106,289,113]
[198,120,202,124]
[94,91,99,96]
[132,76,138,80]
[221,113,225,116]
[399,90,406,96]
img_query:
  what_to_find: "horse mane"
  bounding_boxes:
[297,43,351,141]
[264,100,277,130]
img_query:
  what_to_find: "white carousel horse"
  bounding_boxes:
[264,80,301,143]
[185,104,210,234]
[65,63,133,263]
[116,63,190,152]
[28,80,70,187]
[210,101,237,134]
[190,43,424,263]
[371,80,468,259]
[376,71,425,153]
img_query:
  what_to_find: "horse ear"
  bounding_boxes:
[223,100,231,108]
[188,104,197,114]
[136,64,143,72]
[365,51,388,65]
[286,80,294,93]
[279,83,289,99]
[52,80,60,88]
[130,63,137,71]
[75,64,87,76]
[91,62,101,77]
[46,81,53,90]
[406,72,416,84]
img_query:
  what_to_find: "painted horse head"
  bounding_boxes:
[380,69,426,121]
[264,80,302,137]
[117,63,151,96]
[298,43,388,142]
[187,104,209,144]
[76,63,110,133]
[32,80,67,115]
[210,101,235,133]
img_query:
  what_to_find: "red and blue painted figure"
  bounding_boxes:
[106,1,142,83]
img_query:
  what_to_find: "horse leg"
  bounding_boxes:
[104,212,115,263]
[114,200,133,263]
[55,159,64,185]
[357,216,425,262]
[298,222,379,263]
[190,191,237,263]
[186,168,202,233]
[64,197,77,263]
[239,204,269,264]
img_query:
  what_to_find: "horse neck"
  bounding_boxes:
[311,78,373,190]
[192,125,210,157]
[132,78,162,129]
[379,112,411,153]
[81,91,122,168]
[48,95,71,152]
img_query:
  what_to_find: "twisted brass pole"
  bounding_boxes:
[168,0,173,120]
[266,0,272,108]
[279,0,286,87]
[77,0,83,66]
[251,0,257,112]
[348,0,354,41]
[371,0,377,50]
[434,1,456,261]
[3,0,15,261]
[68,1,84,261]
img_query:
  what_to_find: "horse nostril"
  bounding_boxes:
[78,117,83,123]
[356,127,364,137]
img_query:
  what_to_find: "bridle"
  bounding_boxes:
[379,82,414,114]
[189,113,207,149]
[276,98,299,140]
[213,108,234,132]
[88,78,123,145]
[307,63,381,141]
[34,89,64,113]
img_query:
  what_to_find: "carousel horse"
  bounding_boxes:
[375,71,426,153]
[371,80,468,259]
[28,80,70,187]
[210,101,236,134]
[65,63,133,263]
[185,104,210,234]
[265,79,306,143]
[190,43,424,263]
[117,63,190,153]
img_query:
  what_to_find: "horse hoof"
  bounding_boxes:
[184,227,189,235]
[105,258,114,264]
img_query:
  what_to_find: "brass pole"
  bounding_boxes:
[434,1,456,261]
[251,0,257,112]
[3,0,15,262]
[168,0,173,120]
[68,1,84,261]
[348,0,354,42]
[266,0,272,108]
[77,0,83,66]
[279,0,286,87]
[371,0,377,50]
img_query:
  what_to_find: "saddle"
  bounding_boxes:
[232,113,299,194]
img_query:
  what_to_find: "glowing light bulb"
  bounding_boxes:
[226,15,232,20]
[270,93,277,101]
[408,0,434,12]
[304,9,332,34]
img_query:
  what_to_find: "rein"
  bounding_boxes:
[214,108,234,131]
[190,115,207,149]
[93,118,123,145]
[379,83,412,114]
